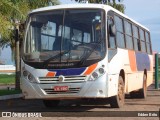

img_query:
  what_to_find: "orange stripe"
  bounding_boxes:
[46,72,56,77]
[128,50,137,71]
[83,63,98,75]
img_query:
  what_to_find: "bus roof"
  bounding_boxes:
[30,4,149,31]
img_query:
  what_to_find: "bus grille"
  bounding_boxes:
[38,75,86,83]
[43,88,81,94]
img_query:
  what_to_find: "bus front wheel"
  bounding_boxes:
[43,100,60,108]
[110,76,125,108]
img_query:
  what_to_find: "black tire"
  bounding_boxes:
[110,76,125,108]
[43,100,60,108]
[130,74,147,99]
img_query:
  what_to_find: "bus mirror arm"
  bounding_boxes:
[109,24,116,37]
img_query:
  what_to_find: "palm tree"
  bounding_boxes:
[108,0,125,13]
[0,0,59,49]
[0,0,59,89]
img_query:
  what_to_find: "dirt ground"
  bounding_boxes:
[0,84,160,120]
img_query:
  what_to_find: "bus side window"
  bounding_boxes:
[145,31,152,54]
[124,20,133,49]
[114,15,125,49]
[139,28,146,52]
[132,25,141,51]
[108,16,117,62]
[108,17,116,49]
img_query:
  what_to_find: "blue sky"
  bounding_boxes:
[0,46,12,64]
[122,0,160,53]
[0,0,160,65]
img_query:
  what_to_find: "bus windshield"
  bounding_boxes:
[23,9,105,69]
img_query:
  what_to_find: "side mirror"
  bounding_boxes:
[109,24,116,37]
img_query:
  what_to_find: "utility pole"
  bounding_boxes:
[15,23,20,90]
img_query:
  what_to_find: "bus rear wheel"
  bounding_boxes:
[130,74,147,99]
[110,76,125,108]
[43,100,60,108]
[139,74,147,98]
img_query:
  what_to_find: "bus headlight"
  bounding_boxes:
[28,74,36,83]
[89,67,105,81]
[23,70,28,77]
[22,70,37,83]
[92,72,98,79]
[99,68,105,74]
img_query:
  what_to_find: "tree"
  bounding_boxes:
[0,0,59,89]
[73,0,125,13]
[0,0,59,49]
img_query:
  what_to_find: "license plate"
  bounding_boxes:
[54,86,69,91]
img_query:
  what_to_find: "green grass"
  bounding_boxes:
[0,74,15,85]
[0,89,21,96]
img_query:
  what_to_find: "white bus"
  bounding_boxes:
[21,4,153,108]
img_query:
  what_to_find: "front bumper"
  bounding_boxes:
[20,75,108,100]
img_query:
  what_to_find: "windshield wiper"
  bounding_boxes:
[43,49,71,67]
[77,40,103,66]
